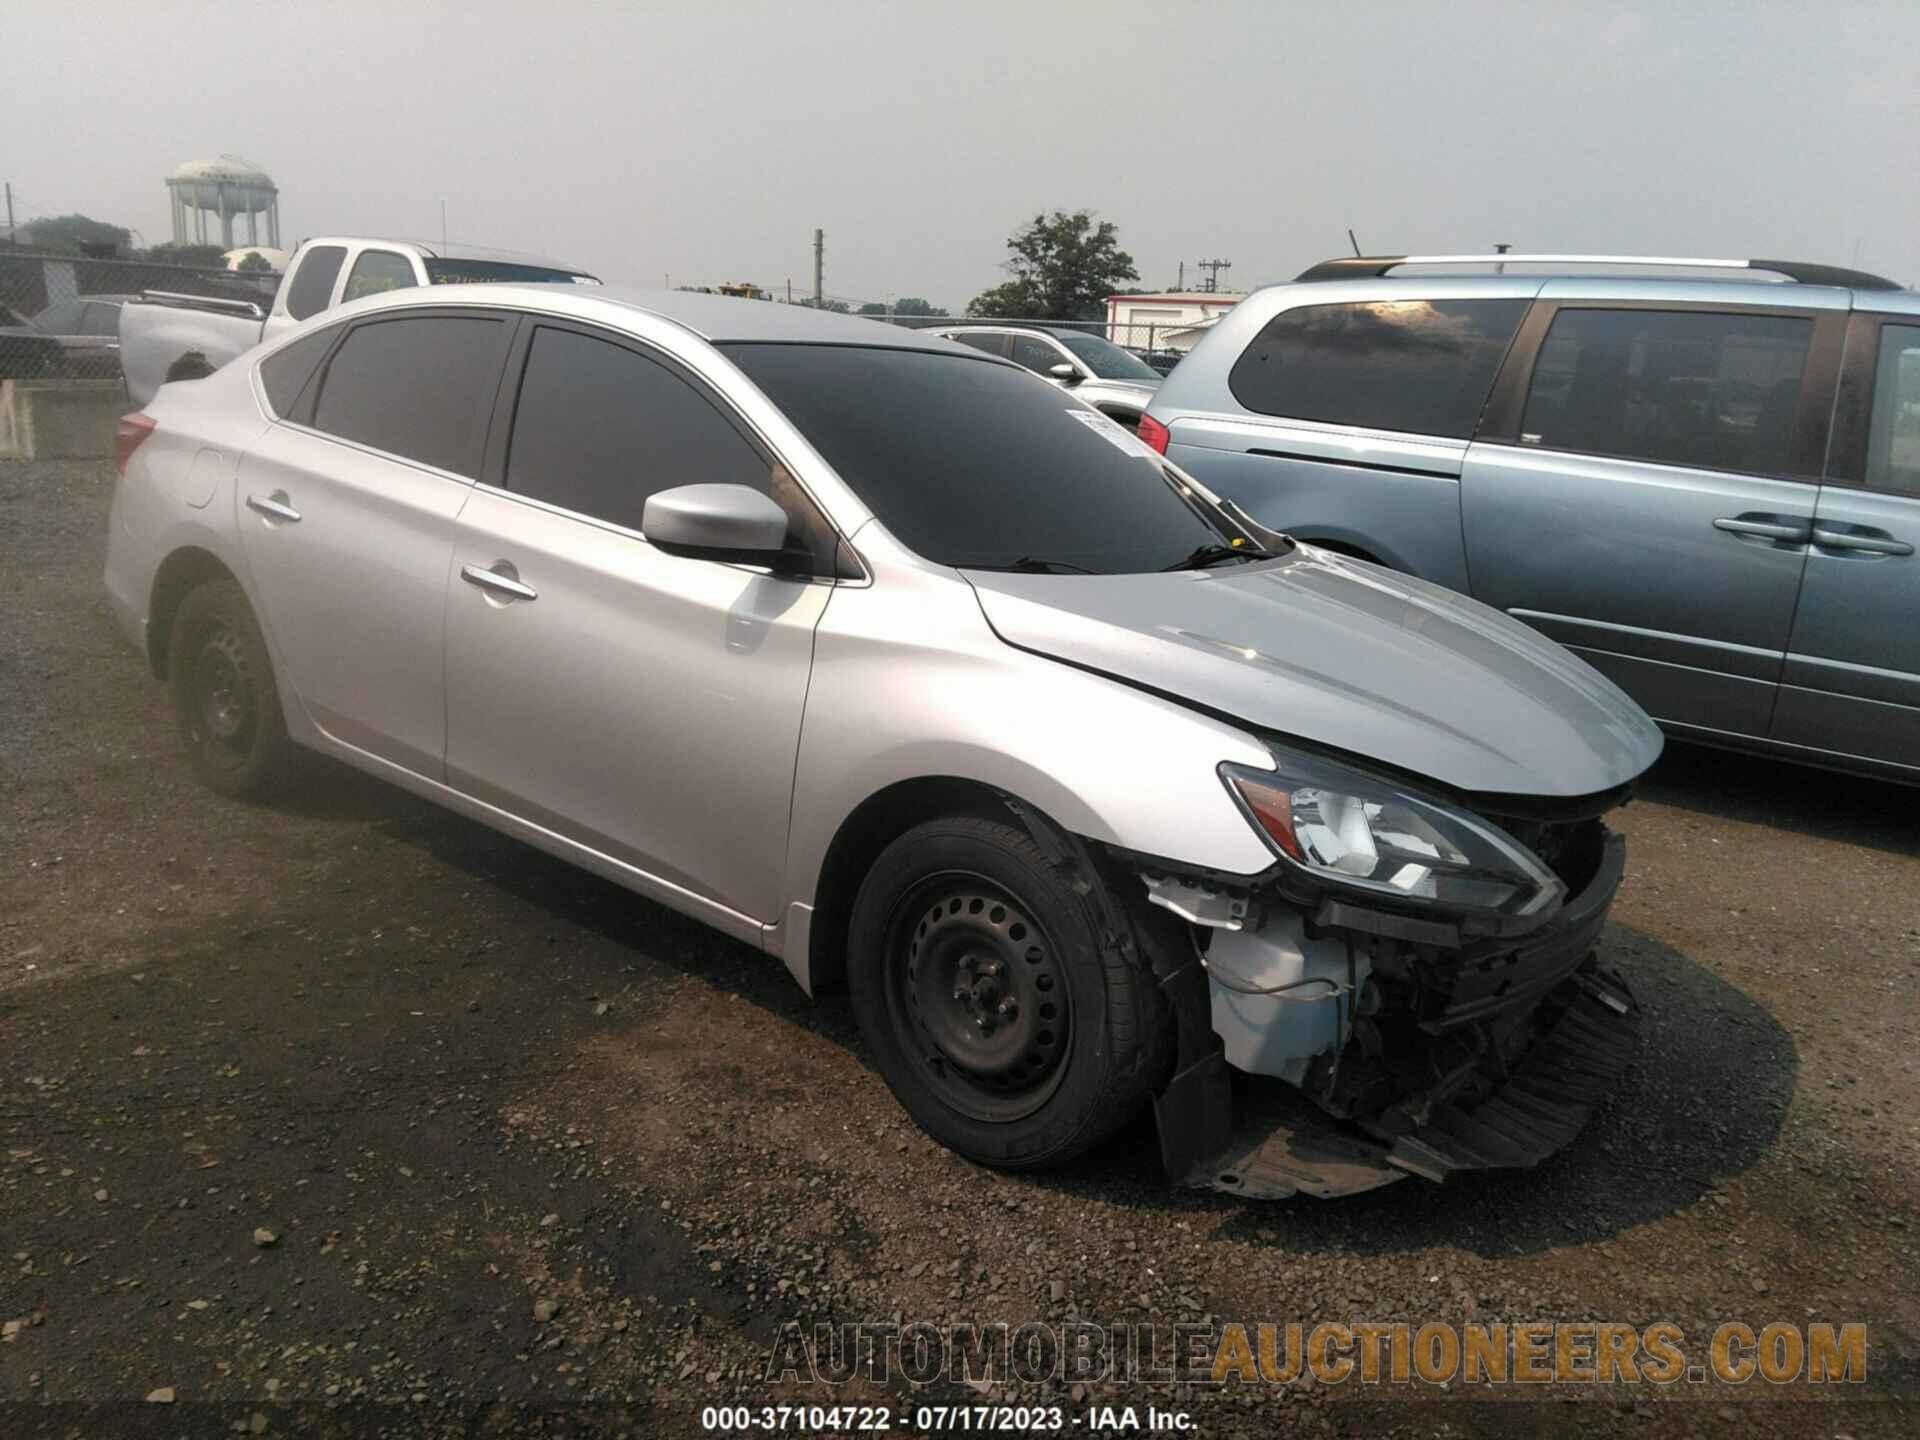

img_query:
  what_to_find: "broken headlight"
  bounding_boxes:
[1221,754,1565,922]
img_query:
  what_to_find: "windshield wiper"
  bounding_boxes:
[1161,542,1267,572]
[995,555,1099,575]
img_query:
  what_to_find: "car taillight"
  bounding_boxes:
[115,413,156,475]
[1137,412,1170,455]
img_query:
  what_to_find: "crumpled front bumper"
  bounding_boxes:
[1151,830,1638,1198]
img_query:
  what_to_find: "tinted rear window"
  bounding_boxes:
[259,325,339,418]
[1520,307,1812,475]
[720,344,1230,573]
[310,315,510,476]
[424,260,593,285]
[285,245,347,321]
[1229,298,1528,438]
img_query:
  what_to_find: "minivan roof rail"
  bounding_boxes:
[1295,254,1903,290]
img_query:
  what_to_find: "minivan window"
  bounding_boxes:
[504,325,836,567]
[1866,324,1920,494]
[721,344,1234,574]
[1229,299,1529,439]
[1521,308,1812,475]
[341,250,418,303]
[259,325,339,419]
[284,245,347,321]
[310,315,509,476]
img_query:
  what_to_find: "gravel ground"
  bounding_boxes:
[2,458,1916,1438]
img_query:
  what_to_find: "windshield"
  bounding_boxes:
[423,259,598,285]
[720,344,1237,574]
[1058,332,1162,381]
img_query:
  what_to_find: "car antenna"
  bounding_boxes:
[1347,228,1361,257]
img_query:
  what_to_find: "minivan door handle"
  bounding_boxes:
[1811,525,1913,557]
[1712,514,1810,544]
[245,490,301,524]
[460,562,538,602]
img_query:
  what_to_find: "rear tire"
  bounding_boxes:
[166,579,295,798]
[847,816,1168,1169]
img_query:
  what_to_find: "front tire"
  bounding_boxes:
[847,816,1168,1169]
[167,579,295,798]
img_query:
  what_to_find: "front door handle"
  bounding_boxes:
[460,562,538,602]
[245,491,301,524]
[1712,515,1809,543]
[1811,526,1913,557]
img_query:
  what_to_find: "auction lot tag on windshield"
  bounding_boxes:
[1064,408,1159,461]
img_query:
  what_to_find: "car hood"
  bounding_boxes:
[964,547,1663,799]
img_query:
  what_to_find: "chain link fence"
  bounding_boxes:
[1,250,277,383]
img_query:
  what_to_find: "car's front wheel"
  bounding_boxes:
[847,815,1168,1169]
[166,578,295,798]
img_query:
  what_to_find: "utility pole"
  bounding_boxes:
[4,183,13,244]
[1197,258,1232,293]
[813,228,824,307]
[1177,260,1184,290]
[440,200,448,247]
[1493,241,1511,275]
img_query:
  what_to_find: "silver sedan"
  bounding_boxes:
[104,286,1662,1197]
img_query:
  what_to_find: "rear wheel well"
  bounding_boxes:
[807,777,1028,993]
[148,548,238,679]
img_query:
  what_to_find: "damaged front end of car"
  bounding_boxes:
[1125,744,1641,1200]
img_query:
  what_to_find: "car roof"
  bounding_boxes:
[299,236,594,275]
[934,320,1096,340]
[334,282,990,354]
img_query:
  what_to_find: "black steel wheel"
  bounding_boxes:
[847,815,1170,1170]
[884,875,1072,1123]
[167,579,295,798]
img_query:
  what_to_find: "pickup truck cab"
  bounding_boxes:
[119,236,596,405]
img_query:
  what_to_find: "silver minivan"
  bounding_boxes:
[105,285,1661,1197]
[1143,254,1920,781]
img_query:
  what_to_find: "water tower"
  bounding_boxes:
[167,156,280,249]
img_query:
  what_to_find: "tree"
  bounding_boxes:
[968,211,1138,321]
[855,302,889,316]
[235,251,274,274]
[794,297,851,314]
[21,213,131,256]
[891,296,947,318]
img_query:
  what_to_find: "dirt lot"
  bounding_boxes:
[2,458,1917,1438]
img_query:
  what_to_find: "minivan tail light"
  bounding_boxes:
[116,413,157,475]
[1137,412,1170,455]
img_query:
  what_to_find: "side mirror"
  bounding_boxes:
[1048,362,1080,383]
[643,483,789,564]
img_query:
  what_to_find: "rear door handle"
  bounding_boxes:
[1712,515,1809,543]
[1811,526,1913,556]
[245,491,301,523]
[460,562,538,602]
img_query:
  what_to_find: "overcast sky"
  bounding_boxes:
[5,1,1917,306]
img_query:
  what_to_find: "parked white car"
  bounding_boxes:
[118,236,594,405]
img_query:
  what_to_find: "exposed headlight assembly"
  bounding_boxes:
[1221,754,1565,923]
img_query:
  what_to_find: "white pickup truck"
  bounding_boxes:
[119,236,596,405]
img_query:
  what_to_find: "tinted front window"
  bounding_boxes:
[1010,335,1068,375]
[1521,308,1812,475]
[505,326,833,566]
[1866,324,1920,494]
[1060,332,1162,381]
[1230,299,1528,438]
[342,250,417,303]
[721,344,1232,573]
[285,245,347,320]
[259,325,339,418]
[946,332,1006,356]
[311,316,509,476]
